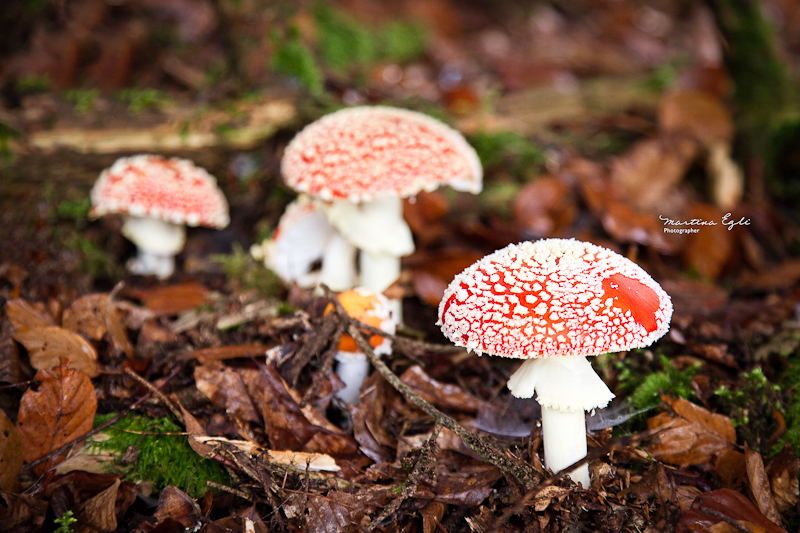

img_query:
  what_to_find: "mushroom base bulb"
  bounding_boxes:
[122,216,186,279]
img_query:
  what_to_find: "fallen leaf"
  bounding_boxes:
[766,445,800,514]
[420,501,446,533]
[410,249,485,306]
[512,174,576,239]
[77,477,122,532]
[647,396,736,466]
[5,298,55,332]
[0,489,47,532]
[16,359,97,473]
[126,281,210,315]
[681,203,734,280]
[0,410,23,492]
[404,190,449,246]
[658,90,734,149]
[151,486,202,530]
[13,326,100,378]
[677,488,788,533]
[194,362,261,423]
[610,134,698,212]
[184,344,270,363]
[400,365,483,413]
[745,444,782,526]
[62,293,110,340]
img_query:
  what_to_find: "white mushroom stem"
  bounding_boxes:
[507,355,614,488]
[319,232,358,292]
[324,196,415,321]
[121,215,186,279]
[334,351,369,404]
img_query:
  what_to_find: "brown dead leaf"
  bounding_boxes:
[658,90,734,149]
[126,281,210,315]
[745,445,782,526]
[252,364,357,455]
[677,488,787,533]
[183,344,269,363]
[432,464,503,506]
[5,298,56,332]
[77,477,122,532]
[410,249,485,306]
[420,501,446,533]
[400,365,483,413]
[13,326,100,378]
[0,409,23,492]
[647,396,736,466]
[62,293,110,340]
[351,377,396,463]
[0,489,48,532]
[16,359,97,472]
[151,486,202,530]
[512,174,576,239]
[194,362,261,423]
[404,190,449,246]
[610,134,698,212]
[715,448,747,490]
[681,203,734,280]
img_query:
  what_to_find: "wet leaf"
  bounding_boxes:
[0,409,23,492]
[6,298,55,332]
[126,282,210,315]
[766,445,800,514]
[512,174,576,239]
[0,489,47,532]
[411,249,485,306]
[400,365,482,413]
[151,486,202,531]
[194,362,261,423]
[746,445,782,526]
[77,477,122,532]
[13,326,100,378]
[16,360,97,472]
[647,396,736,466]
[658,90,734,149]
[677,488,787,533]
[62,293,110,340]
[610,135,697,212]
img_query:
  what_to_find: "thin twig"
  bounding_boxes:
[123,367,185,423]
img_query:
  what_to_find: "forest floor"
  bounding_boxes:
[2,0,800,532]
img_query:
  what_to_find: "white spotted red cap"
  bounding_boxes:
[90,155,230,228]
[438,238,672,359]
[281,106,482,202]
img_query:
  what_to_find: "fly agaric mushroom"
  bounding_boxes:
[281,106,482,313]
[90,155,229,279]
[437,239,672,487]
[250,195,341,289]
[326,288,397,404]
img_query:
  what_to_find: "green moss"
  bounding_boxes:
[716,367,782,450]
[91,413,228,498]
[63,89,99,113]
[271,28,324,96]
[115,88,172,113]
[212,242,282,296]
[776,357,800,454]
[468,130,544,179]
[619,355,699,410]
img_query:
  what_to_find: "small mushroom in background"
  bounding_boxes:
[250,194,337,288]
[90,155,229,279]
[280,106,483,318]
[326,288,397,404]
[437,239,672,487]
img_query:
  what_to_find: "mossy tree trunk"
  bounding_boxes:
[707,0,800,199]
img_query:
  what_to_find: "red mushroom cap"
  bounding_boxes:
[281,106,482,202]
[438,239,672,359]
[90,155,230,228]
